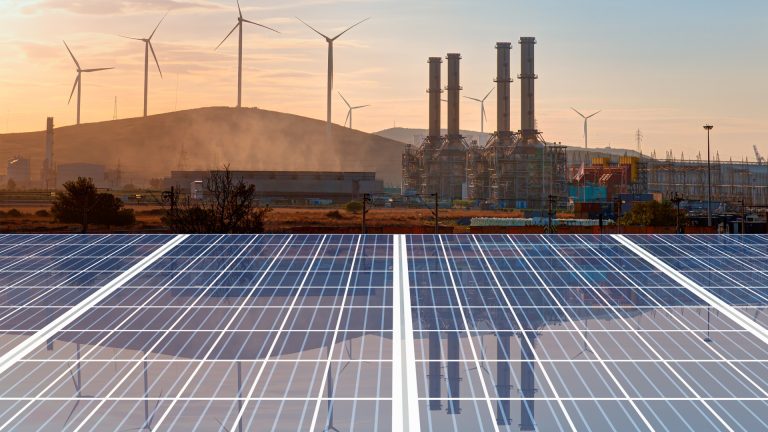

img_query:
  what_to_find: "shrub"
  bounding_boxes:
[6,209,22,218]
[345,201,363,214]
[51,177,135,233]
[326,210,344,219]
[35,209,50,218]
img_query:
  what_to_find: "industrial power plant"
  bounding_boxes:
[402,39,567,209]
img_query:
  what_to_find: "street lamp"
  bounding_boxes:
[703,124,714,227]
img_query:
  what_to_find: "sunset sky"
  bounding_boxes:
[1,0,767,160]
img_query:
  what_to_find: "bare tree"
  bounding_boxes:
[164,166,271,233]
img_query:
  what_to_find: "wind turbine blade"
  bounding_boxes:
[338,91,351,108]
[149,42,163,78]
[82,67,114,72]
[149,11,168,40]
[353,105,370,109]
[571,107,586,118]
[344,110,351,127]
[119,35,144,41]
[237,0,242,18]
[68,75,80,104]
[296,17,330,40]
[216,22,240,50]
[463,96,482,102]
[63,41,80,69]
[331,17,370,41]
[586,110,602,119]
[242,19,280,33]
[483,87,494,101]
[483,106,488,123]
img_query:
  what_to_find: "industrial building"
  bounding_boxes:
[165,170,384,203]
[403,38,568,209]
[646,154,768,206]
[57,163,107,189]
[6,156,31,189]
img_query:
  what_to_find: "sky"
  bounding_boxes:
[1,0,767,161]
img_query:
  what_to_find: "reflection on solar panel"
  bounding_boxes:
[0,234,766,431]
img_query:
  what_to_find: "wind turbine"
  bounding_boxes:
[121,12,167,117]
[464,87,494,136]
[571,107,601,149]
[216,0,279,108]
[64,41,114,125]
[297,17,370,138]
[338,92,369,129]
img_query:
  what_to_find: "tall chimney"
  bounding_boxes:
[495,43,512,134]
[519,37,538,138]
[428,57,443,139]
[42,117,54,189]
[446,53,462,138]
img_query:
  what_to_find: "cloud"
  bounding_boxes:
[20,0,224,15]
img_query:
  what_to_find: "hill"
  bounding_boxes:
[0,107,406,187]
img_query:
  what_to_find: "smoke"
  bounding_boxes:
[0,107,404,187]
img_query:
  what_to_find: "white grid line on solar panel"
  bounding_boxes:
[7,358,764,364]
[552,235,768,397]
[436,235,502,432]
[489,236,663,430]
[0,236,167,355]
[421,236,577,431]
[536,238,768,400]
[0,234,233,428]
[649,235,768,305]
[68,235,299,432]
[468,236,768,382]
[0,397,766,401]
[615,235,768,348]
[0,233,188,424]
[225,236,328,431]
[464,236,760,432]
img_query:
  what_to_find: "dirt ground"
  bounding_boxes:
[0,205,528,234]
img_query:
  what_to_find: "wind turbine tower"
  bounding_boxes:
[297,17,370,139]
[464,87,494,138]
[338,92,369,129]
[571,108,601,149]
[64,41,114,125]
[121,13,167,117]
[217,0,280,108]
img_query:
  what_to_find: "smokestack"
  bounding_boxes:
[42,117,55,189]
[428,57,443,139]
[446,53,462,138]
[428,331,442,411]
[520,333,537,431]
[496,332,512,425]
[495,43,512,134]
[519,37,538,138]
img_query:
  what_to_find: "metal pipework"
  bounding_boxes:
[495,42,512,134]
[446,53,462,138]
[428,57,443,139]
[519,37,538,138]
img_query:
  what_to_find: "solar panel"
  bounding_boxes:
[0,234,766,431]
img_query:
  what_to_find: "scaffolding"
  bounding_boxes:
[646,157,768,206]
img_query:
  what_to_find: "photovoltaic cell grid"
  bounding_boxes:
[0,234,765,431]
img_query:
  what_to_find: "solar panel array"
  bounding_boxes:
[0,234,766,431]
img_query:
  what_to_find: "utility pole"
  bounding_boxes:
[546,195,557,234]
[740,197,746,234]
[433,193,439,234]
[704,124,714,227]
[362,193,372,234]
[671,192,684,234]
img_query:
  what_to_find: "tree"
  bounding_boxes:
[51,177,135,233]
[345,201,363,214]
[163,166,272,234]
[620,200,682,227]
